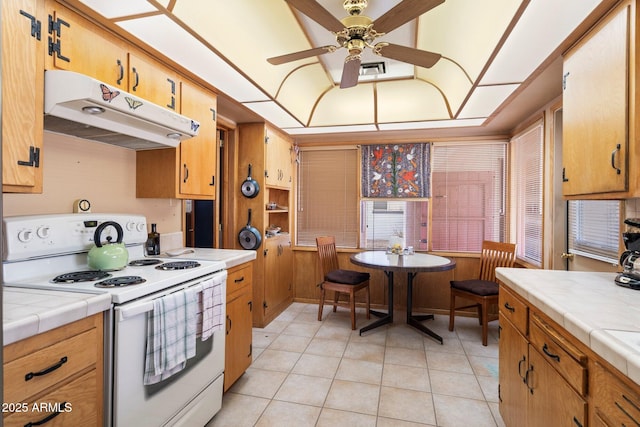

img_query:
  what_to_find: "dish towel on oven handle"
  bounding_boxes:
[143,287,198,385]
[198,277,224,341]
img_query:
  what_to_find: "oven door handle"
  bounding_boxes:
[117,282,207,321]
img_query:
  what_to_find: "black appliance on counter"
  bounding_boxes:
[615,218,640,289]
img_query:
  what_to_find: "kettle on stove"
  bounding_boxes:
[88,221,129,271]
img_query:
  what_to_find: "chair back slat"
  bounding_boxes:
[316,236,340,276]
[478,241,517,282]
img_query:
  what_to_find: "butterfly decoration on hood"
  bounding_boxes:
[99,84,120,102]
[125,97,143,110]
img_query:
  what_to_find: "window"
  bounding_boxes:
[360,200,429,250]
[296,147,358,247]
[568,200,620,264]
[512,122,543,266]
[431,142,507,252]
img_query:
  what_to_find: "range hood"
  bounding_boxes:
[43,70,200,150]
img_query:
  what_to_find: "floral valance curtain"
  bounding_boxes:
[361,143,431,198]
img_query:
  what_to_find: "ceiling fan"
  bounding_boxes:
[267,0,445,89]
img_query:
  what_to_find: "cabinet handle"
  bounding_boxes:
[166,78,176,110]
[524,365,534,394]
[503,302,515,313]
[20,10,41,40]
[25,356,67,381]
[572,416,583,427]
[24,402,66,426]
[562,167,569,183]
[234,276,245,283]
[17,146,40,168]
[226,315,231,335]
[183,164,189,183]
[611,144,622,175]
[248,301,253,312]
[132,67,139,91]
[542,343,560,363]
[116,59,124,85]
[517,355,527,381]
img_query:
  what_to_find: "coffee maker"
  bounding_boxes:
[615,218,640,289]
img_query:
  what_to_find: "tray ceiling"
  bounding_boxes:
[72,0,606,138]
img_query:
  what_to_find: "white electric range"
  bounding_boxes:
[3,213,228,426]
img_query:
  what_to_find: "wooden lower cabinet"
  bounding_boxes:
[224,262,253,391]
[499,282,640,427]
[3,314,104,427]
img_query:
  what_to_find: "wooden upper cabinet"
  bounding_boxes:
[2,0,44,193]
[128,53,181,112]
[265,127,293,189]
[136,82,217,200]
[45,2,128,88]
[562,1,632,197]
[179,80,217,198]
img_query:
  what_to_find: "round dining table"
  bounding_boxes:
[350,251,456,343]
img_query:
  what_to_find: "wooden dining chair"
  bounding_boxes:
[316,236,370,330]
[448,240,517,345]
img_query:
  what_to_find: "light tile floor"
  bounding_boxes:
[207,303,505,427]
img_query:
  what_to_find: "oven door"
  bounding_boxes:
[112,271,226,427]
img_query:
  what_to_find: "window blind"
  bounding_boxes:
[431,142,507,252]
[568,200,620,264]
[512,122,543,266]
[296,148,359,247]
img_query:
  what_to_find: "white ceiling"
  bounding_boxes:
[70,0,611,141]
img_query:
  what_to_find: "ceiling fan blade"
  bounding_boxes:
[285,0,345,32]
[340,55,361,89]
[374,0,445,34]
[267,45,337,65]
[376,43,441,69]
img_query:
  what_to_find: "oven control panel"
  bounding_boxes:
[3,213,148,261]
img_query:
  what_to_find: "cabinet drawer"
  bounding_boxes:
[593,362,640,426]
[499,285,528,335]
[4,328,97,403]
[529,313,587,396]
[4,369,98,427]
[227,263,252,297]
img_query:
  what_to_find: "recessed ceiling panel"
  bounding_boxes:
[377,80,450,123]
[284,124,379,135]
[78,0,157,18]
[173,0,314,96]
[310,85,375,127]
[458,84,520,119]
[416,60,473,115]
[420,0,524,82]
[275,64,333,125]
[243,101,303,129]
[378,118,486,131]
[117,15,268,102]
[481,0,603,84]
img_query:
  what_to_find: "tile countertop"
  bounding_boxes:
[3,288,111,346]
[496,268,640,386]
[162,248,257,269]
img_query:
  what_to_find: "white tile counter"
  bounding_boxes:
[163,248,257,269]
[496,268,640,386]
[3,288,111,345]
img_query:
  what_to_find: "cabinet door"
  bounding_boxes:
[47,4,127,88]
[264,236,293,318]
[498,314,529,427]
[562,3,629,195]
[179,81,217,198]
[224,287,253,392]
[265,130,292,189]
[528,346,587,427]
[2,0,44,192]
[129,53,180,111]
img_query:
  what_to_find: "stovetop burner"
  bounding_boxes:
[52,270,112,283]
[129,258,163,266]
[95,276,146,288]
[155,261,201,270]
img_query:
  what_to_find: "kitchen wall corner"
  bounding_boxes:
[2,132,182,234]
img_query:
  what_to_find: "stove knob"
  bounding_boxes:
[36,226,50,239]
[136,222,146,232]
[18,229,33,243]
[125,221,136,231]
